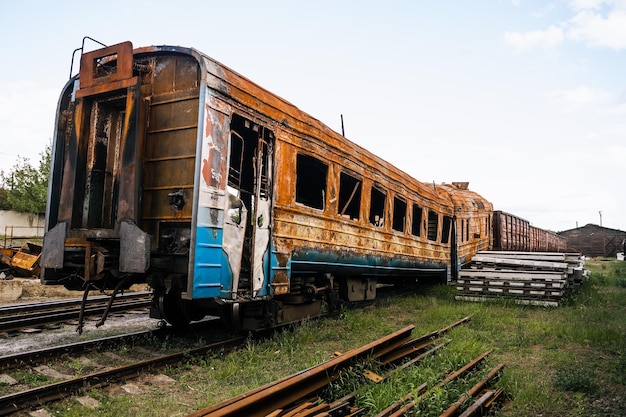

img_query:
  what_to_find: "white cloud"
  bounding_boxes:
[568,0,611,11]
[504,25,564,51]
[567,9,626,49]
[544,86,611,112]
[600,102,626,115]
[505,1,626,51]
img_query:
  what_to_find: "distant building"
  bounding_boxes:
[558,224,626,257]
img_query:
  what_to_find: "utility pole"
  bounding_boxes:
[599,210,602,227]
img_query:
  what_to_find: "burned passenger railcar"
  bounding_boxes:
[42,41,493,330]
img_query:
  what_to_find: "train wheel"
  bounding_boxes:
[220,303,242,331]
[157,290,200,327]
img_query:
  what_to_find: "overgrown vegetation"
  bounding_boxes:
[0,144,50,214]
[45,258,626,416]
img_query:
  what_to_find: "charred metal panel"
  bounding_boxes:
[116,85,141,223]
[141,54,200,227]
[119,220,151,273]
[78,42,134,92]
[40,222,67,270]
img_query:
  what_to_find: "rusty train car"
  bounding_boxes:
[492,210,566,252]
[41,41,552,330]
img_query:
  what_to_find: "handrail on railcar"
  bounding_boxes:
[68,36,108,79]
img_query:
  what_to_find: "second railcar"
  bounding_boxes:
[41,41,493,330]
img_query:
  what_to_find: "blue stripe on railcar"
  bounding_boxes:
[191,226,231,298]
[289,249,447,277]
[191,206,232,299]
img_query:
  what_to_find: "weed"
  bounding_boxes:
[553,364,596,393]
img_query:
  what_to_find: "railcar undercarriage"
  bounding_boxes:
[148,272,342,331]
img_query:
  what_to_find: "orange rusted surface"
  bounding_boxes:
[9,242,42,277]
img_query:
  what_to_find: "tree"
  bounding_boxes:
[0,187,10,210]
[0,144,51,214]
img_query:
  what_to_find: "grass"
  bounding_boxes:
[40,258,626,416]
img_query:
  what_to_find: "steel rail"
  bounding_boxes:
[0,317,223,372]
[0,297,151,332]
[379,351,492,417]
[0,336,245,416]
[439,363,505,417]
[378,316,471,365]
[187,326,416,417]
[0,291,151,316]
[0,329,156,372]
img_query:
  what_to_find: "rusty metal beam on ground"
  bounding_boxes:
[439,363,504,417]
[457,387,504,417]
[187,326,415,417]
[381,351,492,417]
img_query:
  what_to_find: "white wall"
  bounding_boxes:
[0,210,45,237]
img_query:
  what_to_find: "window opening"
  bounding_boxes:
[228,132,244,191]
[427,210,438,241]
[369,186,386,228]
[392,196,406,232]
[338,172,361,220]
[442,215,452,244]
[411,204,422,237]
[466,218,470,241]
[461,219,467,242]
[296,154,328,210]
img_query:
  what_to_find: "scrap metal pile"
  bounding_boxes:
[0,242,42,280]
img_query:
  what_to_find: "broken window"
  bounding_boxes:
[466,218,470,241]
[295,153,328,210]
[392,196,406,232]
[442,215,453,244]
[411,204,422,237]
[338,171,361,220]
[427,210,438,241]
[369,186,386,228]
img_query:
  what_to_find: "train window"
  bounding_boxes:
[460,220,465,242]
[466,218,470,241]
[392,196,406,232]
[369,186,386,227]
[228,132,244,190]
[411,204,422,237]
[427,210,438,241]
[296,153,328,210]
[442,216,453,244]
[338,172,361,220]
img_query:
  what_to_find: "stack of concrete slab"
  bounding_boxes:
[455,251,586,306]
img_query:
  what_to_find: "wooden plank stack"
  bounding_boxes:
[455,251,586,306]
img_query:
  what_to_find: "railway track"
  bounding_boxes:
[0,325,244,416]
[0,315,505,416]
[189,316,505,417]
[0,292,152,333]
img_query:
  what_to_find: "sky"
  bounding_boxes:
[0,0,624,232]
